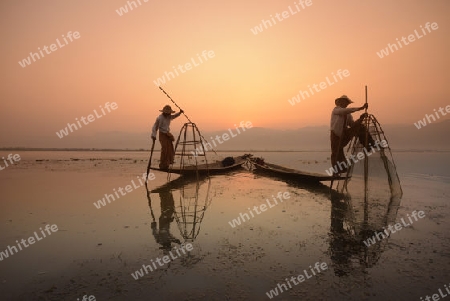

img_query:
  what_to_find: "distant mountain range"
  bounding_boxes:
[2,119,449,151]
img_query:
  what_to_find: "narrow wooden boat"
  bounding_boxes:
[150,155,248,175]
[251,158,347,182]
[149,174,210,193]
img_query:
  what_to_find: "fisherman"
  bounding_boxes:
[151,105,183,170]
[330,95,374,174]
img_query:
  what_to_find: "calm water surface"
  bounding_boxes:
[0,151,448,300]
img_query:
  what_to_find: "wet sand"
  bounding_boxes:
[0,151,449,300]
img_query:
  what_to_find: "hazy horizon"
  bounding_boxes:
[1,120,448,150]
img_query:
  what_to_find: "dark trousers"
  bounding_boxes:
[330,120,374,170]
[159,132,175,169]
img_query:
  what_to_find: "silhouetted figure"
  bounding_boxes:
[330,95,374,174]
[151,105,183,170]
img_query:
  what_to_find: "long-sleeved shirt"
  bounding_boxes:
[151,112,182,138]
[330,106,359,137]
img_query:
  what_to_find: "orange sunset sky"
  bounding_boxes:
[0,0,449,147]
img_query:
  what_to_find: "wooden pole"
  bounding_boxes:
[158,86,218,156]
[159,86,193,123]
[146,138,156,180]
[363,86,369,225]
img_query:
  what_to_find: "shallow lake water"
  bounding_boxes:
[0,151,449,300]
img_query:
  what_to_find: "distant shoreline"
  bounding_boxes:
[0,148,449,153]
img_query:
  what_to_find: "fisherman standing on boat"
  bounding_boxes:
[330,95,374,174]
[151,105,183,170]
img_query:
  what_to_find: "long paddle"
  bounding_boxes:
[159,86,193,123]
[158,86,218,156]
[363,86,369,225]
[146,138,156,180]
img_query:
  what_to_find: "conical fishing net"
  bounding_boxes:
[172,122,210,170]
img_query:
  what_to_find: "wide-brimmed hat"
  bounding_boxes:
[160,105,175,114]
[335,95,354,106]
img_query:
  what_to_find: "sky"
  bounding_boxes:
[0,0,449,147]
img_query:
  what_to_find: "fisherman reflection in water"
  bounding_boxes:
[329,191,354,276]
[329,191,384,276]
[151,105,183,170]
[151,189,181,250]
[330,95,375,175]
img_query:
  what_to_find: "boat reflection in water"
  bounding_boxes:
[146,176,212,265]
